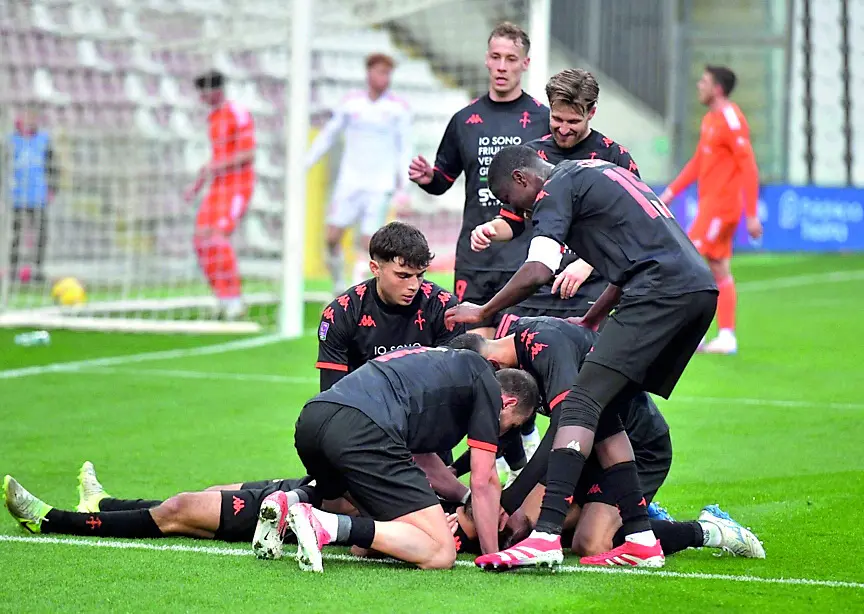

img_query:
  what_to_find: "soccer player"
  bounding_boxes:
[472,69,641,325]
[252,347,540,571]
[408,22,549,339]
[2,463,340,543]
[307,53,412,289]
[183,70,256,320]
[659,65,762,355]
[448,325,764,562]
[316,221,464,391]
[446,147,718,569]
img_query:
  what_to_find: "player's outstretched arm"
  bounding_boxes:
[661,148,701,203]
[576,283,621,330]
[469,446,502,554]
[470,219,513,252]
[414,453,470,503]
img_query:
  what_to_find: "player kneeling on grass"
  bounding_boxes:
[2,463,356,543]
[251,346,540,572]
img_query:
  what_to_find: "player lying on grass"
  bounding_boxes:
[2,465,359,543]
[448,326,764,563]
[250,347,540,572]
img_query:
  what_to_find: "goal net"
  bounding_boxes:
[0,0,542,335]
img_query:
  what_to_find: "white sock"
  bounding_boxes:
[522,427,541,452]
[624,529,657,547]
[311,506,339,538]
[528,530,560,542]
[698,520,722,548]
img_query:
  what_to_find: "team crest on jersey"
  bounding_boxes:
[318,321,330,340]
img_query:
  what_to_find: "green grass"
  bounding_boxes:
[1,254,864,612]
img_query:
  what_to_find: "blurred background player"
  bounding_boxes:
[4,107,59,284]
[408,22,549,339]
[184,70,256,320]
[307,53,412,291]
[660,65,762,355]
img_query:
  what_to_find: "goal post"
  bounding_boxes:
[0,0,551,337]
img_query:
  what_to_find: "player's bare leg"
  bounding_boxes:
[701,257,737,354]
[204,482,244,491]
[326,224,347,292]
[286,501,456,572]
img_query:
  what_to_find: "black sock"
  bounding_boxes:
[43,508,164,538]
[614,520,703,555]
[601,461,651,535]
[99,498,163,511]
[535,448,586,535]
[333,515,375,549]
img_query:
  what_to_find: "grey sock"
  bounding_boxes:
[336,514,352,544]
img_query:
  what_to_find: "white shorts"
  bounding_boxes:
[326,186,392,237]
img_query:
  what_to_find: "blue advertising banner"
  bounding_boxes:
[661,185,864,252]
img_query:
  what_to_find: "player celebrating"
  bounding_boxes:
[446,147,717,569]
[660,65,762,355]
[472,69,641,323]
[408,22,549,339]
[316,221,464,392]
[253,348,540,571]
[307,53,412,289]
[183,70,256,320]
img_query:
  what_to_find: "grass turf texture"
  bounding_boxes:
[1,253,864,612]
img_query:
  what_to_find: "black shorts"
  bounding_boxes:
[571,430,673,508]
[215,477,309,542]
[585,290,717,398]
[294,401,441,521]
[454,269,512,330]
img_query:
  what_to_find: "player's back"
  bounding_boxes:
[336,91,409,189]
[537,160,715,297]
[313,346,499,453]
[207,101,255,181]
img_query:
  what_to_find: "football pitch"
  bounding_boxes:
[1,253,864,612]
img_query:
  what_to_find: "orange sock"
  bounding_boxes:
[716,275,736,332]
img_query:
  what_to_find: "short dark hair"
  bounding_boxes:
[488,22,530,55]
[546,69,599,116]
[496,368,540,418]
[705,65,736,96]
[194,70,225,90]
[487,144,545,200]
[447,333,488,353]
[368,221,434,269]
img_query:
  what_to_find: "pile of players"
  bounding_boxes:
[4,22,766,573]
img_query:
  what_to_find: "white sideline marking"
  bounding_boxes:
[0,535,862,590]
[0,336,283,380]
[736,269,864,291]
[64,367,864,411]
[1,268,862,382]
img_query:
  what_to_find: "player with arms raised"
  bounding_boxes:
[446,146,717,569]
[184,70,256,320]
[660,65,761,355]
[307,53,412,289]
[409,22,548,339]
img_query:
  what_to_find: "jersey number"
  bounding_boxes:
[577,160,673,220]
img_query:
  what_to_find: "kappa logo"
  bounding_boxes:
[602,137,614,148]
[588,484,602,495]
[437,290,452,308]
[232,496,245,515]
[529,342,548,359]
[537,149,548,161]
[337,294,351,311]
[322,306,335,323]
[421,282,433,298]
[618,144,629,155]
[359,314,376,327]
[520,329,537,348]
[535,190,549,202]
[353,284,367,299]
[465,114,483,124]
[629,159,639,173]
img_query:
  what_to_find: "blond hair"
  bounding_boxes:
[545,69,599,116]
